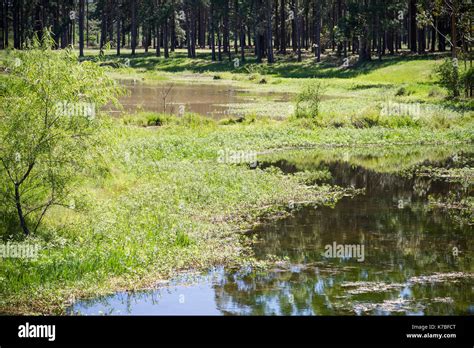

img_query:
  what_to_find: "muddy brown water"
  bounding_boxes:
[109,80,291,118]
[68,146,473,316]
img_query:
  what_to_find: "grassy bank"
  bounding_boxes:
[0,49,472,315]
[1,113,472,314]
[88,49,473,125]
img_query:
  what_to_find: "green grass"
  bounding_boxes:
[2,114,472,314]
[78,48,473,125]
[0,48,473,315]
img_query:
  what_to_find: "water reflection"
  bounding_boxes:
[68,146,473,316]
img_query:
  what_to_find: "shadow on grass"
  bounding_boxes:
[84,50,444,80]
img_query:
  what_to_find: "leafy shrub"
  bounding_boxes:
[0,30,121,236]
[461,67,474,98]
[395,87,409,96]
[351,110,380,128]
[123,112,173,127]
[294,81,326,119]
[436,58,461,98]
[147,113,174,126]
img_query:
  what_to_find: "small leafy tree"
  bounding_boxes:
[436,58,473,98]
[294,81,325,119]
[436,58,462,98]
[0,31,121,236]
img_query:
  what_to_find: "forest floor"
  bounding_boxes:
[0,49,472,314]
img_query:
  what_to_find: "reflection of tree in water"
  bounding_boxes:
[69,147,473,316]
[213,155,473,315]
[70,289,164,315]
[212,262,473,315]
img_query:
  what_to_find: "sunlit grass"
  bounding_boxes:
[0,47,472,315]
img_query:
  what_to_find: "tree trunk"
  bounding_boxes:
[116,16,121,55]
[223,0,229,53]
[156,23,161,56]
[79,0,85,57]
[13,0,20,48]
[2,0,7,48]
[100,5,107,49]
[210,2,216,61]
[314,0,321,61]
[295,0,301,61]
[86,0,89,47]
[240,24,245,62]
[438,17,446,51]
[190,9,196,57]
[171,9,176,51]
[409,0,417,53]
[417,27,424,54]
[451,2,459,97]
[430,19,436,52]
[131,0,137,55]
[266,0,274,63]
[291,0,296,51]
[274,0,279,51]
[15,184,30,236]
[0,0,4,49]
[451,11,457,58]
[280,0,285,53]
[256,31,262,62]
[164,18,169,58]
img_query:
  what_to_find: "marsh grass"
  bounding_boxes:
[1,48,472,315]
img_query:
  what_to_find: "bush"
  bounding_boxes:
[294,81,326,119]
[123,112,173,127]
[395,87,411,96]
[461,67,474,98]
[436,58,461,98]
[351,110,380,128]
[0,30,121,236]
[123,112,216,128]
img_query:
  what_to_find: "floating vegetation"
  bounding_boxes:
[340,281,405,295]
[414,166,474,185]
[428,194,474,226]
[340,273,474,297]
[352,298,425,314]
[431,297,454,303]
[408,272,474,284]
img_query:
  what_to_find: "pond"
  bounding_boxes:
[68,145,473,315]
[109,80,291,119]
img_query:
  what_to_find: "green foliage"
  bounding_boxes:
[461,67,474,97]
[293,170,332,185]
[0,32,472,315]
[436,58,461,98]
[395,86,414,96]
[0,31,122,236]
[0,112,472,313]
[123,112,217,128]
[294,81,325,119]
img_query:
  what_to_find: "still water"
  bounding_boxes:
[110,80,290,118]
[69,146,473,315]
